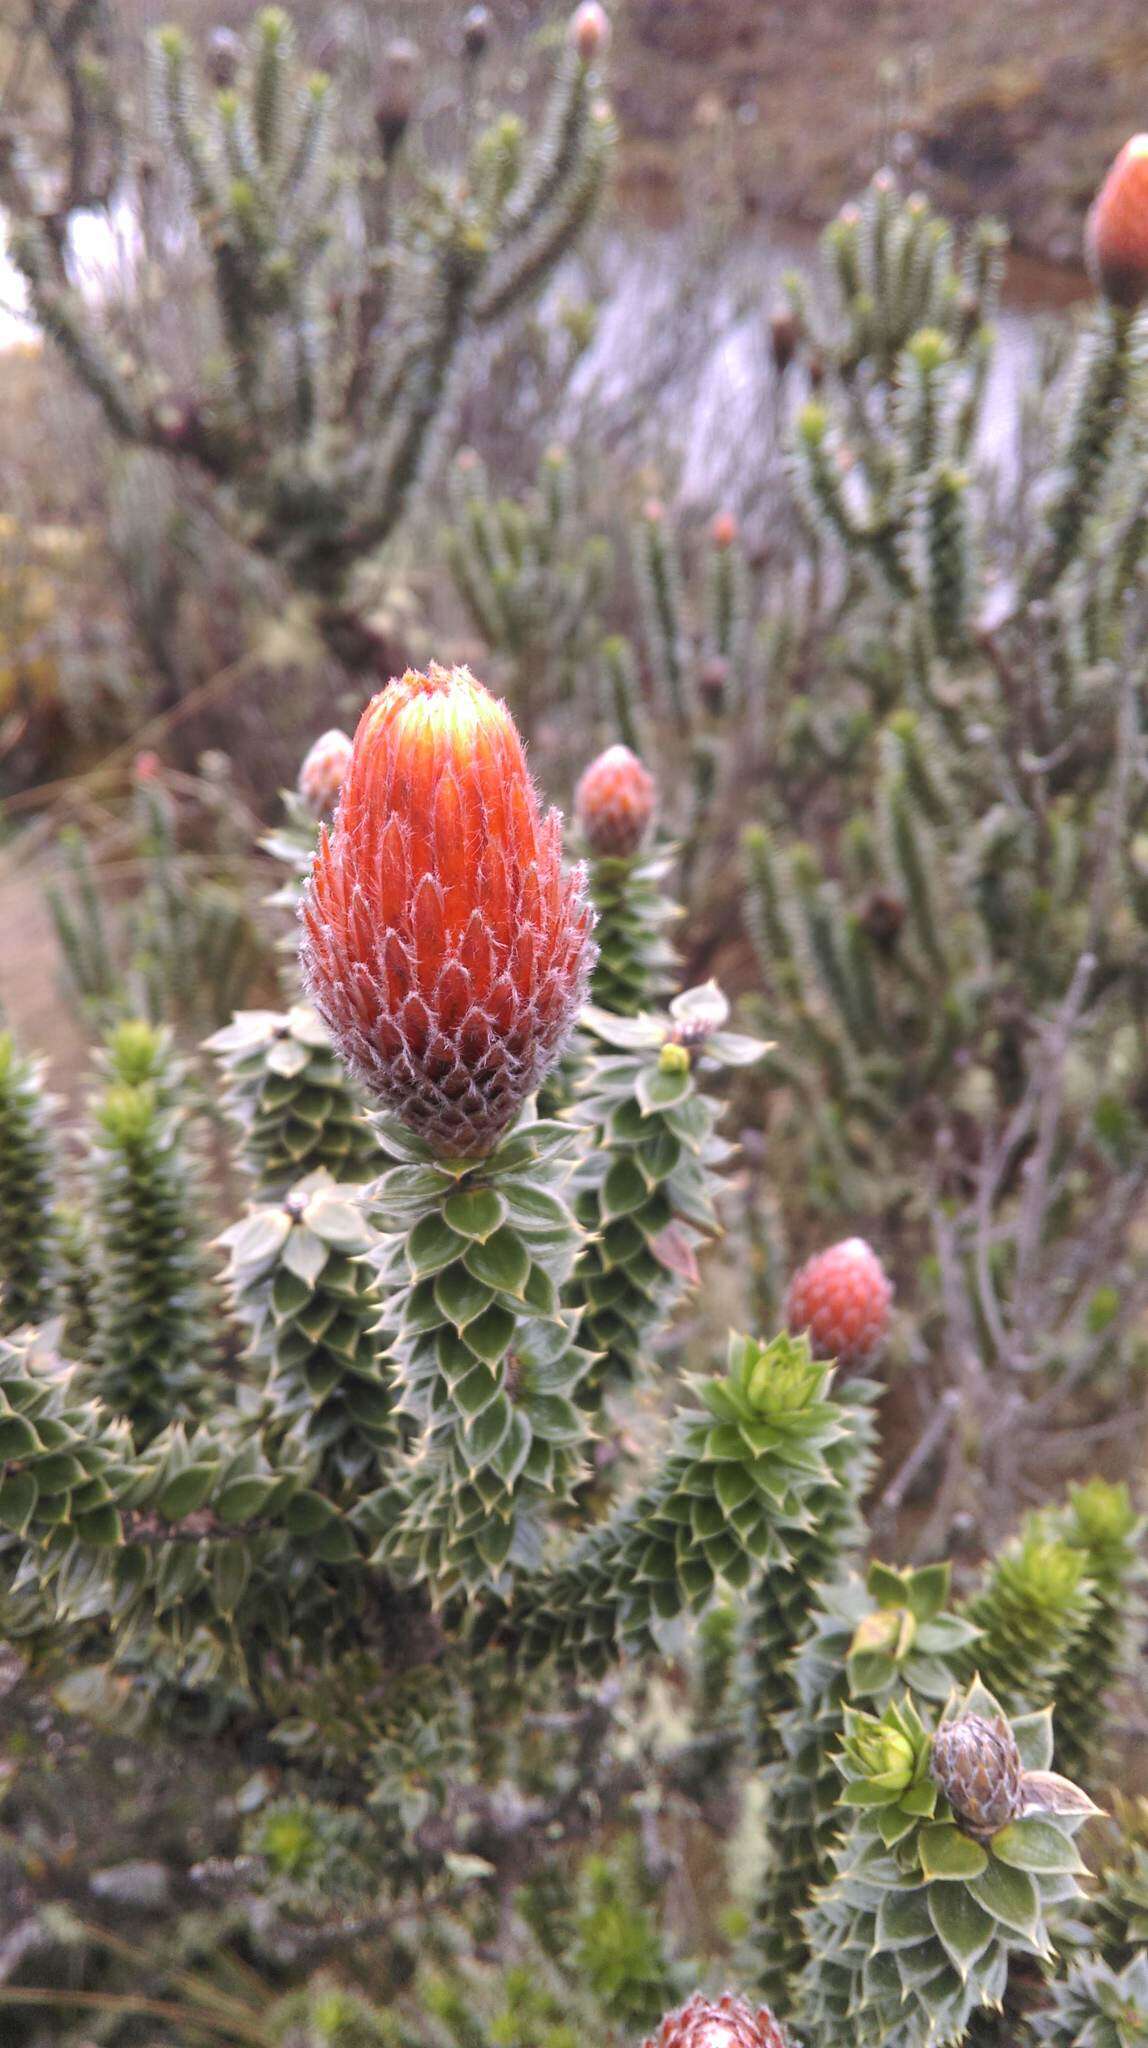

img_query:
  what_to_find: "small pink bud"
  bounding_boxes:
[575,743,656,859]
[569,0,610,63]
[298,728,353,817]
[785,1237,893,1369]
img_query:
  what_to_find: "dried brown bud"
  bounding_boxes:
[698,655,729,713]
[205,26,244,89]
[930,1714,1025,1841]
[859,888,906,952]
[375,39,420,154]
[462,5,491,60]
[770,307,801,375]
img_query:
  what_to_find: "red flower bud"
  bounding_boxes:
[1087,135,1148,310]
[298,728,353,817]
[575,743,656,858]
[301,665,595,1158]
[784,1236,893,1369]
[711,510,739,550]
[644,1993,789,2048]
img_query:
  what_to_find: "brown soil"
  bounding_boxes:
[611,0,1148,265]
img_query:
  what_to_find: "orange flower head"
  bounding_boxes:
[301,665,595,1159]
[1087,136,1148,310]
[575,743,656,859]
[298,728,353,817]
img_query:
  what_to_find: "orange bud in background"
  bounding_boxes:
[1087,136,1148,310]
[575,743,656,859]
[569,0,610,63]
[298,728,353,817]
[711,510,739,550]
[301,665,595,1159]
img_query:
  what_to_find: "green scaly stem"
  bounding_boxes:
[957,1514,1096,1717]
[749,1560,980,2015]
[565,986,764,1402]
[220,1171,398,1500]
[86,1078,216,1443]
[0,1032,59,1332]
[356,1109,596,1602]
[207,1004,383,1194]
[495,1331,854,1678]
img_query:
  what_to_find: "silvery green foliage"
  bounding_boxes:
[207,1005,383,1193]
[356,1109,596,1599]
[0,1032,59,1332]
[798,1680,1098,2048]
[583,843,679,1019]
[220,1168,397,1493]
[1031,1950,1148,2048]
[501,1330,858,1675]
[749,1557,979,2014]
[565,985,764,1400]
[86,1069,215,1443]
